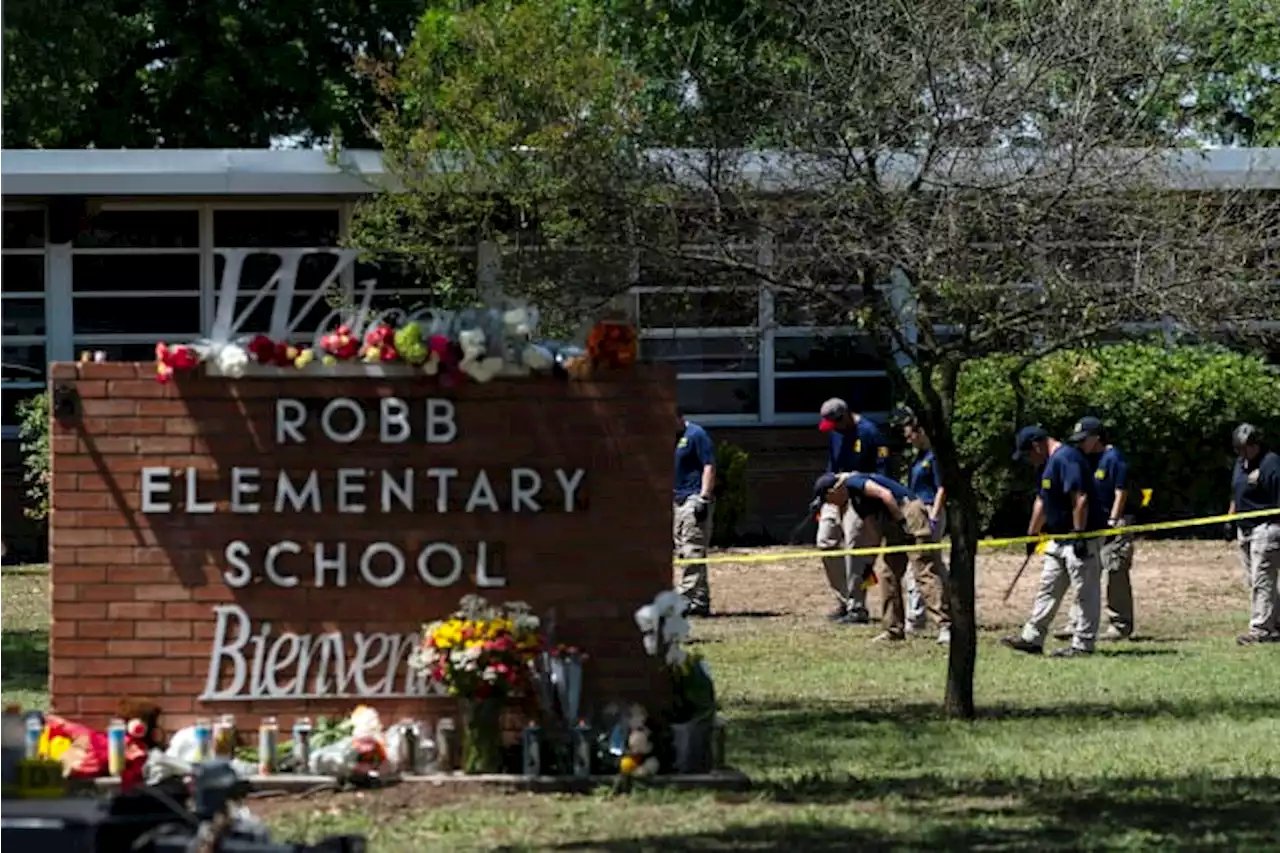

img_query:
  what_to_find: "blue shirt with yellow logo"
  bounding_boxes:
[827,417,889,475]
[674,421,716,501]
[909,449,942,505]
[1039,445,1105,534]
[1089,445,1129,519]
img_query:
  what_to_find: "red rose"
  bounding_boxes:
[248,335,276,364]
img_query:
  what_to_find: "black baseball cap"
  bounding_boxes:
[1012,425,1049,461]
[1068,416,1104,444]
[812,472,843,499]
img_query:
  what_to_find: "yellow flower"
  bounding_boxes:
[322,355,337,367]
[619,756,638,775]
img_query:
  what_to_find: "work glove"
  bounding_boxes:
[1025,541,1038,558]
[1071,537,1088,560]
[692,497,711,523]
[1223,521,1237,541]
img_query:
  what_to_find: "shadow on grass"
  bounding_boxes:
[1,630,49,692]
[509,775,1279,851]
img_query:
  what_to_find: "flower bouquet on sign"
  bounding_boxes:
[408,595,543,773]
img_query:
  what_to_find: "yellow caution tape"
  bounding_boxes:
[673,507,1279,566]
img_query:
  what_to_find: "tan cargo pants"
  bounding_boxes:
[675,496,714,610]
[816,502,874,616]
[906,507,948,630]
[879,500,951,638]
[1021,538,1104,651]
[1065,530,1134,637]
[1237,521,1280,639]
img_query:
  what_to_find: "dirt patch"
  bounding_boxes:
[676,538,1245,634]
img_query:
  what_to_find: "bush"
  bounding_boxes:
[712,440,749,547]
[950,343,1280,536]
[17,391,50,523]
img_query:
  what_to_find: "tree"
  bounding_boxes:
[355,0,1280,718]
[2,0,429,148]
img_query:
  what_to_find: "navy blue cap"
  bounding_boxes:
[813,472,842,498]
[1068,416,1104,444]
[1012,425,1049,460]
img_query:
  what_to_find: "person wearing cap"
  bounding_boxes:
[817,398,890,624]
[899,412,949,636]
[1225,423,1280,645]
[1056,416,1135,641]
[822,469,951,643]
[1001,425,1106,657]
[673,408,718,617]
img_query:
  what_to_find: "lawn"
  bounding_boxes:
[5,542,1279,851]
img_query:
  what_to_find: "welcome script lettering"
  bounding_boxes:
[134,396,589,702]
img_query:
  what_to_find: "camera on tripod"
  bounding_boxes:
[1,759,367,853]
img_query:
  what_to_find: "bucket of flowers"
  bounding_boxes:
[409,595,544,773]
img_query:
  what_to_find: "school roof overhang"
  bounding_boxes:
[3,146,1279,198]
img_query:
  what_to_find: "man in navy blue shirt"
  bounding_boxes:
[1001,425,1106,657]
[814,469,951,643]
[900,413,950,643]
[1057,416,1135,641]
[673,408,718,616]
[817,397,890,624]
[1226,423,1280,644]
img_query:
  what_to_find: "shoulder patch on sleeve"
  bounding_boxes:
[854,439,862,453]
[878,446,889,458]
[1041,477,1052,490]
[1095,469,1106,479]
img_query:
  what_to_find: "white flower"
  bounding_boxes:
[215,344,250,378]
[634,604,657,634]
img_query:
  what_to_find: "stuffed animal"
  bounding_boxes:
[457,328,504,383]
[349,705,389,773]
[618,706,659,777]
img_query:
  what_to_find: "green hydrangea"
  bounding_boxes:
[395,322,428,365]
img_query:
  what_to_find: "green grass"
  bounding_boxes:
[1,563,50,711]
[7,559,1280,850]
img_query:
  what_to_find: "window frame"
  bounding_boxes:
[2,203,49,438]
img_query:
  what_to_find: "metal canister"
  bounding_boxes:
[712,715,727,770]
[258,717,279,776]
[436,717,458,772]
[212,714,237,758]
[292,717,312,771]
[192,717,213,762]
[521,722,541,777]
[107,719,128,776]
[571,719,592,778]
[24,713,43,759]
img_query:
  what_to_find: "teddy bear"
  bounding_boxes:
[457,327,505,383]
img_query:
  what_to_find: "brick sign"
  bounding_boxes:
[48,363,676,729]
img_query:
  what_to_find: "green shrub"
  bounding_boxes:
[950,343,1280,535]
[712,440,749,547]
[17,391,50,523]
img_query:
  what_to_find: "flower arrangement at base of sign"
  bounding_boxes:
[625,590,719,780]
[149,301,642,384]
[408,595,544,774]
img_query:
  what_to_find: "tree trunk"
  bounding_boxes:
[943,468,980,719]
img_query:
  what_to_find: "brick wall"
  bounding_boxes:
[48,362,677,732]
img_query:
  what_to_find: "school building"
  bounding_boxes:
[3,147,1279,557]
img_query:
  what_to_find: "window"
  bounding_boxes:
[2,346,46,425]
[2,206,46,437]
[71,209,202,354]
[214,209,340,248]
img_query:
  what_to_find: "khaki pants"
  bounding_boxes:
[675,496,714,609]
[817,502,874,615]
[1065,532,1135,636]
[1237,521,1280,638]
[1021,538,1103,651]
[906,507,947,629]
[879,500,951,637]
